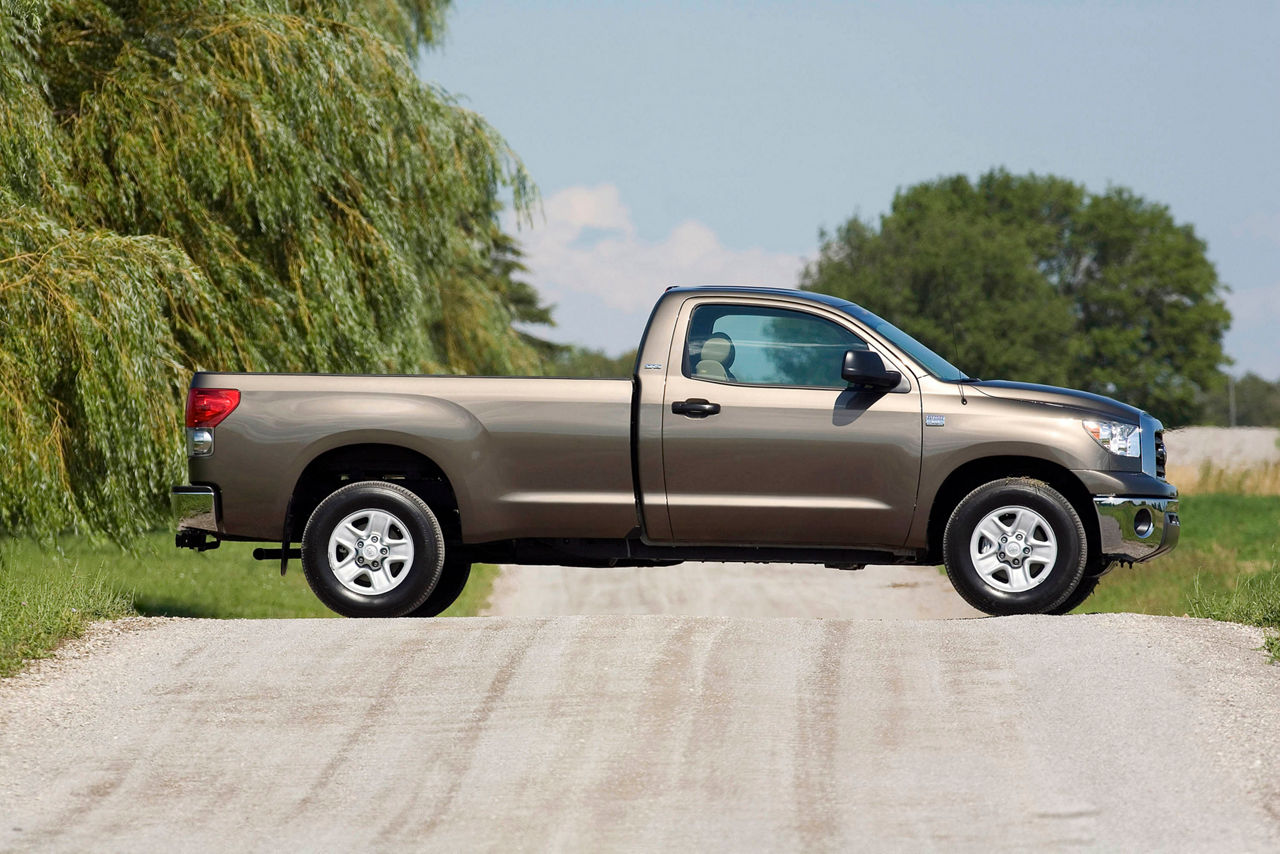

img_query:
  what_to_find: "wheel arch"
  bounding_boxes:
[289,443,461,543]
[925,456,1098,566]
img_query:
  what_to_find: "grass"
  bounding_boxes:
[0,532,499,677]
[1080,493,1280,658]
[441,563,500,619]
[1188,574,1280,661]
[1,534,335,620]
[1164,461,1280,496]
[0,562,132,678]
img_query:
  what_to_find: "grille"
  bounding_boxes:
[1155,430,1167,479]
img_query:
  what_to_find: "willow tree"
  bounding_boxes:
[0,0,543,539]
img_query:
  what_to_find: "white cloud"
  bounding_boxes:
[511,184,807,351]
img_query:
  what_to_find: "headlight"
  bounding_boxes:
[1083,420,1141,458]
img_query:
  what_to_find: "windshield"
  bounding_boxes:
[838,303,969,382]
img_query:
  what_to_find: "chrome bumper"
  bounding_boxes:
[172,485,219,534]
[1093,496,1180,563]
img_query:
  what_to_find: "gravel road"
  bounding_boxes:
[484,561,983,619]
[2,607,1278,851]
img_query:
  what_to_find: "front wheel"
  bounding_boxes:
[942,478,1088,616]
[1045,574,1102,615]
[301,480,445,617]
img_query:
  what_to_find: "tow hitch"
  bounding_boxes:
[176,529,221,552]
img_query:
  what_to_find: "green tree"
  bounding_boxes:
[1234,375,1280,427]
[0,0,548,538]
[1198,373,1280,427]
[801,170,1231,426]
[546,347,638,378]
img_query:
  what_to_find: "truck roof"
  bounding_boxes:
[661,285,861,313]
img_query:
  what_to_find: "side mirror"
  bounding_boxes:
[841,349,901,390]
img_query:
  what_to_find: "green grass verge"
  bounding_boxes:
[0,563,132,678]
[0,532,500,676]
[1080,494,1280,657]
[1188,574,1280,660]
[437,563,499,618]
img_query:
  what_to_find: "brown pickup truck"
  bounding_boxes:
[172,285,1178,617]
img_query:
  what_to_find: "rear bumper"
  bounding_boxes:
[172,485,219,541]
[1093,496,1180,563]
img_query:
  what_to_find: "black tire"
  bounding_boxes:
[404,556,472,618]
[301,480,445,618]
[1046,573,1102,615]
[942,478,1088,616]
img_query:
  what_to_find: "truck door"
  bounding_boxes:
[657,298,922,548]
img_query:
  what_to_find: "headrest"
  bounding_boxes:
[700,332,735,368]
[695,359,728,380]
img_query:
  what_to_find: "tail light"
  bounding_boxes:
[186,388,241,429]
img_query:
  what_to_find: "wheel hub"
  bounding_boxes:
[326,509,414,595]
[969,505,1058,593]
[997,535,1027,562]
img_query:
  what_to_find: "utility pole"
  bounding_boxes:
[1228,374,1236,427]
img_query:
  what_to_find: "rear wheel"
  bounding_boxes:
[943,478,1087,616]
[301,480,445,617]
[404,556,472,617]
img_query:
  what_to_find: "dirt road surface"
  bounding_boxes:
[484,561,982,619]
[2,567,1278,852]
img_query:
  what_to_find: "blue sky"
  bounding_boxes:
[422,0,1279,378]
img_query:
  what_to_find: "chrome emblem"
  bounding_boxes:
[925,414,946,427]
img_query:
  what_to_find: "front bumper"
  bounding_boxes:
[1093,496,1180,563]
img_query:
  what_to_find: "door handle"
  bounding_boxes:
[671,398,721,418]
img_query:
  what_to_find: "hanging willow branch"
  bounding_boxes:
[0,1,543,540]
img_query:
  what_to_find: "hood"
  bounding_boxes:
[968,380,1143,422]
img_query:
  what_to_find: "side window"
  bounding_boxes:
[683,304,869,388]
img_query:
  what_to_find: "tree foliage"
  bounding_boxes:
[802,170,1231,426]
[1,0,545,539]
[1198,373,1280,428]
[546,346,638,379]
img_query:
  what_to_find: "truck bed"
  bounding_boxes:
[188,373,638,543]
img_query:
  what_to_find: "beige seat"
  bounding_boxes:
[694,332,735,381]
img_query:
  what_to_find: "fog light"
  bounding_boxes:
[187,428,213,457]
[1133,508,1153,538]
